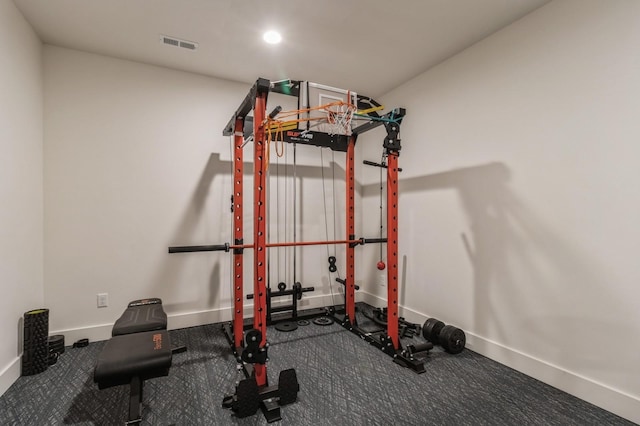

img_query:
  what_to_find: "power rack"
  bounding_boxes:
[169,77,424,422]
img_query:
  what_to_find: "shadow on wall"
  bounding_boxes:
[368,162,633,372]
[155,152,344,317]
[153,153,225,316]
[400,163,515,341]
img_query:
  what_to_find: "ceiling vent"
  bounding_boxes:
[161,35,198,51]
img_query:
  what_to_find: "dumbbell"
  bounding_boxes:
[422,318,466,354]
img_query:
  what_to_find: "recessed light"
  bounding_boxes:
[263,30,282,44]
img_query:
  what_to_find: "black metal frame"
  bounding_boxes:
[246,282,316,324]
[127,376,143,425]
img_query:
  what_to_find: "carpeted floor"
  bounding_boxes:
[0,305,633,425]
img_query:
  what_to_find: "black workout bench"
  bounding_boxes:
[94,298,184,425]
[112,298,167,336]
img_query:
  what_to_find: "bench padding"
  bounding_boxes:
[94,330,172,389]
[112,299,167,336]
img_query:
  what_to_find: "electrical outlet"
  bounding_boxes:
[97,293,108,308]
[378,272,386,287]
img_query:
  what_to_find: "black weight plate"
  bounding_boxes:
[48,335,65,355]
[294,282,303,300]
[48,335,64,344]
[275,321,298,332]
[439,325,466,354]
[312,316,334,326]
[48,351,59,366]
[297,319,310,326]
[277,282,286,291]
[278,368,300,405]
[422,318,445,343]
[234,377,260,418]
[245,329,262,347]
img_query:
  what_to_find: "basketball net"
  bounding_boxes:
[324,102,355,135]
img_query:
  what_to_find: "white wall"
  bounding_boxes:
[360,0,640,422]
[43,46,354,342]
[22,1,640,420]
[0,0,43,395]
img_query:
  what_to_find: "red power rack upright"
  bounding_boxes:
[169,78,420,423]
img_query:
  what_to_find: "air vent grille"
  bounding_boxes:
[161,35,198,51]
[179,41,197,50]
[162,37,179,47]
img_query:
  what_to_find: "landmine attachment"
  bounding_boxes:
[405,342,434,356]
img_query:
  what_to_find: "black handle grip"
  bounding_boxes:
[362,238,387,244]
[168,244,229,253]
[269,105,282,119]
[335,278,359,290]
[362,161,401,172]
[363,160,384,168]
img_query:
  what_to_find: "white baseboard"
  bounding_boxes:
[359,291,640,425]
[49,323,114,346]
[0,357,21,396]
[466,332,640,425]
[47,292,343,345]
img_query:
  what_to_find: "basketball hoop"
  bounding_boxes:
[323,102,355,135]
[264,98,357,139]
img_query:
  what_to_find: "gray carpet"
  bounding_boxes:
[0,305,634,425]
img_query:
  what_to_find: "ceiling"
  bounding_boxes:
[14,0,551,98]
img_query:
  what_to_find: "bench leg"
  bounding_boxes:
[172,345,187,354]
[126,376,143,425]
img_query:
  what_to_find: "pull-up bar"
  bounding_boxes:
[168,237,388,253]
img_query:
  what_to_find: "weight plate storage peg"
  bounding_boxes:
[439,325,466,354]
[406,342,434,355]
[422,318,445,344]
